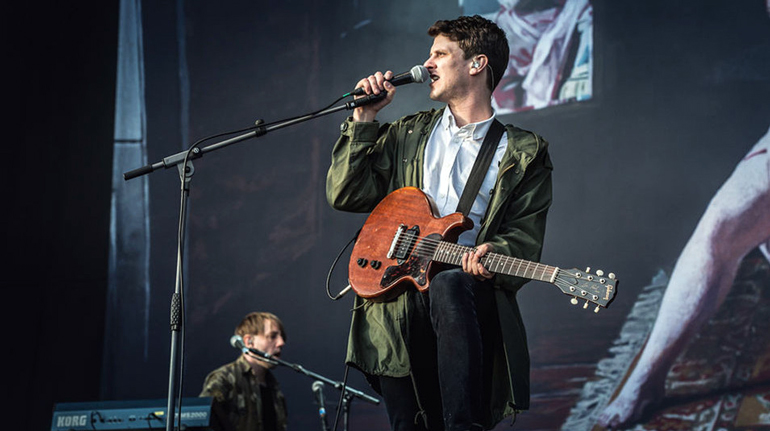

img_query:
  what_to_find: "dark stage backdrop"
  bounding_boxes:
[25,0,770,430]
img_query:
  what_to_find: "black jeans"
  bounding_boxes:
[379,269,495,431]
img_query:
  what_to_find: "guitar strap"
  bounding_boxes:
[455,119,505,216]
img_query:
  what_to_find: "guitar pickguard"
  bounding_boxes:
[381,233,443,289]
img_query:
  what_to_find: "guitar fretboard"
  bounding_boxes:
[433,242,558,283]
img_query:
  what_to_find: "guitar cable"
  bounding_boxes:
[325,229,360,301]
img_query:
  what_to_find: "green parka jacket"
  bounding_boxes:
[326,108,553,428]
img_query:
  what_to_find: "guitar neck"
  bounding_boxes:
[433,242,558,283]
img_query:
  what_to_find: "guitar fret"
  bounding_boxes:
[432,242,441,261]
[504,256,514,275]
[542,265,551,281]
[533,262,541,280]
[452,243,463,265]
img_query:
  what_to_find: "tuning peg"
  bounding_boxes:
[585,267,591,273]
[594,306,601,313]
[583,300,589,309]
[609,273,616,280]
[570,297,578,305]
[596,269,604,276]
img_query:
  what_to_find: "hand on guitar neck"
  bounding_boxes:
[462,243,495,280]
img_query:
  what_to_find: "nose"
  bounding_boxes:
[423,57,434,70]
[276,335,285,348]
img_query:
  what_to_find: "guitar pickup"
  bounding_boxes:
[388,225,420,264]
[387,224,407,259]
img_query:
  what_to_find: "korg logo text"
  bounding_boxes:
[56,414,87,428]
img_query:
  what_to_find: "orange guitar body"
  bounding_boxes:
[348,187,473,302]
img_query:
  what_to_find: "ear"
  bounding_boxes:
[243,334,254,346]
[469,55,487,75]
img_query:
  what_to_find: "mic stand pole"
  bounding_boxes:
[122,93,385,431]
[342,391,353,431]
[242,346,380,406]
[166,160,195,431]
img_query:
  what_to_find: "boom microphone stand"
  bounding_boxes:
[122,93,387,431]
[231,335,379,431]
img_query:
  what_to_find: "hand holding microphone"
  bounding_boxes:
[350,65,428,121]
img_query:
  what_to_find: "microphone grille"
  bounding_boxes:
[410,65,430,83]
[230,334,243,348]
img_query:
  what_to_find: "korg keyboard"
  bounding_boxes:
[51,397,213,430]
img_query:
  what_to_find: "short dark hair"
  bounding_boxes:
[428,15,510,91]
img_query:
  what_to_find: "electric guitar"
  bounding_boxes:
[347,187,618,311]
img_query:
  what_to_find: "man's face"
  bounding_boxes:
[423,35,473,103]
[245,319,285,369]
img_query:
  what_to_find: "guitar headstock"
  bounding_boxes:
[553,267,618,312]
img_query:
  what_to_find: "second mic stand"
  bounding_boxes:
[241,345,379,431]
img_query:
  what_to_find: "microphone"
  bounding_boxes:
[230,334,248,354]
[312,381,329,431]
[230,334,279,366]
[345,92,387,109]
[349,65,429,96]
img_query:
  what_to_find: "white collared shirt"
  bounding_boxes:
[422,108,508,246]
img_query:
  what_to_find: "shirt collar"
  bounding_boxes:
[236,354,254,375]
[440,107,497,142]
[236,355,277,385]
